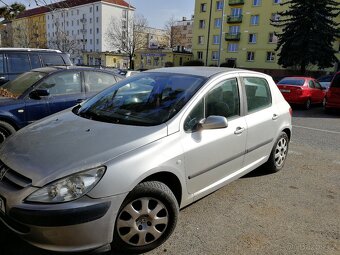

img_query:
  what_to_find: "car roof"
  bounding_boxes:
[0,47,62,53]
[30,66,117,74]
[145,67,247,78]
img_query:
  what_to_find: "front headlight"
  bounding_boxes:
[26,167,106,203]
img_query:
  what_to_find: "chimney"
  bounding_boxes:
[182,17,187,21]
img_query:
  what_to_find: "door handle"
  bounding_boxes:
[272,114,279,120]
[234,127,245,135]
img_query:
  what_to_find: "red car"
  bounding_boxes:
[324,71,340,112]
[277,77,326,109]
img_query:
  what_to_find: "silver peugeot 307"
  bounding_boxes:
[0,67,291,253]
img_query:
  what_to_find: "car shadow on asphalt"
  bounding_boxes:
[0,223,137,255]
[291,105,340,118]
[241,165,275,179]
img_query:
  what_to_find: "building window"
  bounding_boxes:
[96,17,99,23]
[214,18,221,28]
[229,25,240,35]
[231,8,242,17]
[212,51,219,60]
[72,20,74,26]
[228,43,238,52]
[90,39,92,45]
[250,15,259,25]
[96,6,99,11]
[199,20,205,29]
[71,10,73,16]
[216,1,223,10]
[200,3,207,12]
[90,28,92,34]
[249,33,257,43]
[247,51,255,61]
[268,32,278,43]
[213,35,220,44]
[273,0,281,4]
[77,20,79,25]
[266,51,275,61]
[97,28,99,34]
[66,21,69,27]
[97,39,99,45]
[90,18,92,23]
[90,7,92,12]
[198,36,204,44]
[198,51,203,60]
[77,10,79,15]
[122,10,127,18]
[253,0,261,6]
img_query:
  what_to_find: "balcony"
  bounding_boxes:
[229,0,245,5]
[225,33,241,41]
[227,15,243,23]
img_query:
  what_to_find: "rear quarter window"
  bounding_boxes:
[41,54,66,66]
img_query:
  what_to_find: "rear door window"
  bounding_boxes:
[0,54,4,73]
[84,71,117,92]
[331,73,340,88]
[30,54,41,69]
[244,77,272,112]
[7,53,31,73]
[41,54,66,66]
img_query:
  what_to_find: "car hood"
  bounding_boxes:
[0,96,18,106]
[0,110,168,187]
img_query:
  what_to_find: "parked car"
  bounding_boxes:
[324,71,340,112]
[317,73,335,91]
[0,67,292,254]
[0,66,122,143]
[277,77,326,109]
[0,48,72,86]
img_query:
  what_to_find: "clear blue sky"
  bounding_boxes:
[4,0,195,29]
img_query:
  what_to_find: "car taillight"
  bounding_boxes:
[289,107,293,117]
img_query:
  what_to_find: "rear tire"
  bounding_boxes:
[264,132,289,173]
[112,181,179,254]
[0,121,16,144]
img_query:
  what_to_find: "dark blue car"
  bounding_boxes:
[0,66,122,143]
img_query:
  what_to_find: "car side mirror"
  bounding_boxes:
[29,89,50,100]
[200,115,228,130]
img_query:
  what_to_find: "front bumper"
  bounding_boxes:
[0,193,127,252]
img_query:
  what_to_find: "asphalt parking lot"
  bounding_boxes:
[0,106,339,255]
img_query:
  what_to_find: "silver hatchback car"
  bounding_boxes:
[0,67,291,253]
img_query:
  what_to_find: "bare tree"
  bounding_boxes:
[164,16,182,49]
[106,13,149,69]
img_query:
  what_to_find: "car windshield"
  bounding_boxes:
[317,75,333,82]
[0,71,47,98]
[74,72,206,126]
[277,78,305,86]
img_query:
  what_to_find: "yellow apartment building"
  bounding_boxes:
[192,0,340,77]
[12,7,48,48]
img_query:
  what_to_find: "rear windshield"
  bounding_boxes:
[331,73,340,88]
[277,78,305,86]
[41,54,66,66]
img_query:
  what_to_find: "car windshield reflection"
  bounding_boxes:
[74,72,206,126]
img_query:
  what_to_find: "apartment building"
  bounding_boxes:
[10,0,134,65]
[172,16,194,51]
[193,0,340,76]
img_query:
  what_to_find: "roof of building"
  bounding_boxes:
[16,0,134,19]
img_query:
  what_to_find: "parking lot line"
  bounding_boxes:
[293,125,340,135]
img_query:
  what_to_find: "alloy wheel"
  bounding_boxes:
[116,197,169,246]
[274,137,288,168]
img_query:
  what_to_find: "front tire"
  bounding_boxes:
[264,132,289,173]
[112,181,179,254]
[0,121,16,144]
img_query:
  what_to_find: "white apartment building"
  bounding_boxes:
[45,0,134,64]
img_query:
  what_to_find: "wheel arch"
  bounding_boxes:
[282,128,291,141]
[0,116,19,130]
[140,171,182,207]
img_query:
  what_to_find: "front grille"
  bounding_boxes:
[0,161,32,189]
